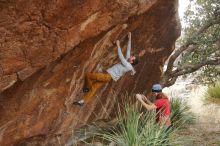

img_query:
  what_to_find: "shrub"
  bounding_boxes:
[97,104,177,146]
[77,95,195,145]
[205,82,220,103]
[170,98,195,127]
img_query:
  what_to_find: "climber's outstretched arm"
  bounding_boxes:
[126,32,131,59]
[116,40,131,67]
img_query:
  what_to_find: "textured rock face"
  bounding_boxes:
[0,0,180,145]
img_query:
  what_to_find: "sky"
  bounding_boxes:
[178,0,190,27]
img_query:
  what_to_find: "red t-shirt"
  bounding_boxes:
[154,97,171,126]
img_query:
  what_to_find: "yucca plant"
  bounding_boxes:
[205,82,220,103]
[71,93,196,146]
[170,98,195,127]
[97,103,177,146]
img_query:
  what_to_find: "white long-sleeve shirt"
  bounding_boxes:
[107,39,136,81]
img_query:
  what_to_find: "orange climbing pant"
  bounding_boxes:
[83,73,112,103]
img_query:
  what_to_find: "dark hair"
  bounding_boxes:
[156,92,168,99]
[152,89,162,92]
[131,56,139,66]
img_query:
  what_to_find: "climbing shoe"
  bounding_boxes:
[83,86,89,93]
[72,101,84,107]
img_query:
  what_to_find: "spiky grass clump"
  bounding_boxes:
[170,98,195,127]
[205,82,220,104]
[98,104,177,146]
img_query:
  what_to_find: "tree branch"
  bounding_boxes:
[164,16,219,77]
[161,76,178,88]
[172,58,220,77]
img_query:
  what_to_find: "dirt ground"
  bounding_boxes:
[164,81,220,146]
[184,86,220,146]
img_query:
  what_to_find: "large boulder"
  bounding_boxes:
[0,0,180,145]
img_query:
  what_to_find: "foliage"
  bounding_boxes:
[162,0,220,87]
[97,104,178,146]
[205,82,220,103]
[75,95,196,146]
[180,0,220,83]
[196,66,220,84]
[170,98,195,127]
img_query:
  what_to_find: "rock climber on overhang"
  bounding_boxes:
[73,32,139,106]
